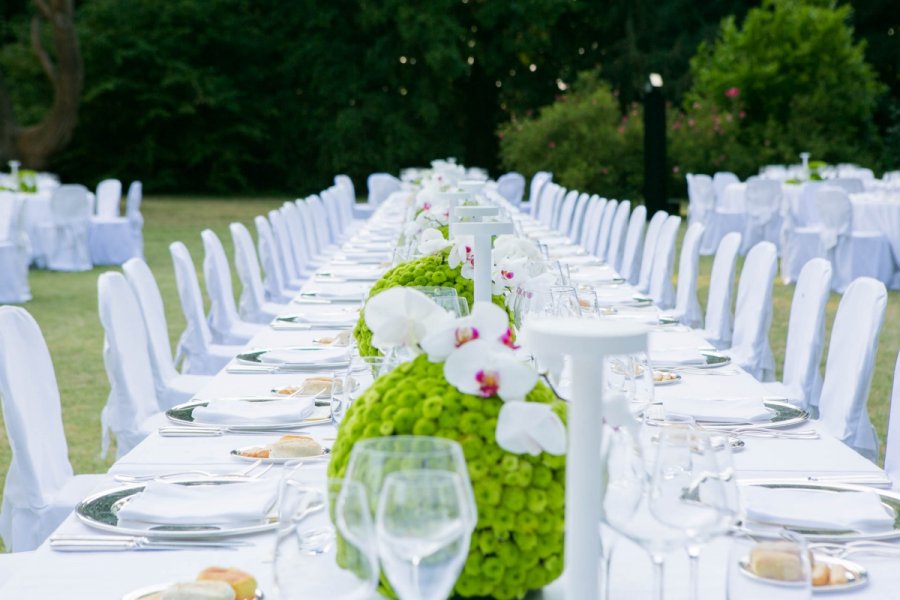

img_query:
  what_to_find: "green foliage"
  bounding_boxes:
[498,72,644,199]
[686,0,886,172]
[327,355,567,599]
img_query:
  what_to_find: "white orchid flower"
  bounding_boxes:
[447,237,475,279]
[491,257,528,294]
[495,401,566,456]
[420,302,510,361]
[364,287,453,351]
[494,235,543,263]
[418,228,452,256]
[444,339,538,402]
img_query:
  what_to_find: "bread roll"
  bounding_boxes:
[268,435,323,458]
[197,567,257,600]
[159,581,235,600]
[749,541,807,582]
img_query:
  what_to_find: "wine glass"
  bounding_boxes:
[601,424,688,600]
[376,470,475,600]
[274,472,379,599]
[606,351,655,417]
[727,531,812,599]
[649,428,740,600]
[332,357,392,426]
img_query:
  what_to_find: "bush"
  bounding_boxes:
[497,71,644,200]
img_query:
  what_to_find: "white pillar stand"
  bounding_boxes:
[450,220,513,303]
[521,319,647,600]
[451,205,499,224]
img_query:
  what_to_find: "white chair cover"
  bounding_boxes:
[296,200,329,263]
[538,183,563,227]
[555,190,579,233]
[713,171,740,202]
[578,196,605,248]
[169,241,244,375]
[780,182,824,283]
[41,184,92,271]
[269,209,305,286]
[668,222,705,328]
[201,229,261,344]
[546,186,567,230]
[254,215,299,302]
[125,181,144,258]
[532,178,555,223]
[367,173,401,207]
[605,200,631,272]
[761,258,832,410]
[817,277,887,460]
[724,241,777,380]
[688,174,718,255]
[638,210,668,293]
[741,179,782,254]
[567,193,592,241]
[307,195,339,250]
[885,352,900,488]
[527,171,552,208]
[94,179,121,218]
[97,272,165,459]
[828,178,864,194]
[334,175,364,220]
[122,258,210,410]
[648,215,681,309]
[280,203,314,277]
[230,222,285,323]
[0,193,31,303]
[619,204,646,285]
[497,172,526,205]
[593,200,619,261]
[319,188,344,241]
[0,307,105,551]
[702,232,742,349]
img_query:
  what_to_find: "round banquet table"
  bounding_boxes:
[850,192,900,264]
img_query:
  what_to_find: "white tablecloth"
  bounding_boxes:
[851,192,900,263]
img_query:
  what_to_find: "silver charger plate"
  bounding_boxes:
[166,400,332,430]
[230,445,331,464]
[122,583,264,599]
[645,399,808,430]
[653,351,732,369]
[77,479,279,539]
[236,347,352,369]
[738,553,868,593]
[739,481,900,541]
[271,315,357,329]
[653,371,682,386]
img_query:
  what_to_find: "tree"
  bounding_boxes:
[0,0,82,168]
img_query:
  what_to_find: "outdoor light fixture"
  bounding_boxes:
[649,73,663,88]
[644,72,668,213]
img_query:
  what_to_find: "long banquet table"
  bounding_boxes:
[2,189,898,598]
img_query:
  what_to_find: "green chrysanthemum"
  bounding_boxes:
[353,250,508,357]
[328,355,567,599]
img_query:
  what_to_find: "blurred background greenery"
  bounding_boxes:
[0,0,897,197]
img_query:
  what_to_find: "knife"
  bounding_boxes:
[50,536,248,551]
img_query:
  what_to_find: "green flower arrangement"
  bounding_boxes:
[353,250,508,357]
[327,354,567,599]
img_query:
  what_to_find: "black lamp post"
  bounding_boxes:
[643,73,668,214]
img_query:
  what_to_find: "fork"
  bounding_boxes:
[809,540,900,558]
[728,427,819,439]
[113,460,272,483]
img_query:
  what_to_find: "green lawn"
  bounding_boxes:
[0,197,896,539]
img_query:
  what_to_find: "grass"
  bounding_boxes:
[0,197,896,540]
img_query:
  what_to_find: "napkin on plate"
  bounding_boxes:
[192,396,315,425]
[323,266,384,279]
[258,347,349,366]
[594,289,646,307]
[282,312,358,326]
[663,397,773,423]
[650,349,709,366]
[742,487,895,533]
[116,479,280,526]
[570,267,620,283]
[301,288,367,301]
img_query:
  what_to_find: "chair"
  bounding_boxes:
[686,174,716,254]
[619,205,646,285]
[713,171,740,204]
[169,241,244,375]
[722,241,777,381]
[761,259,832,410]
[125,181,144,258]
[40,184,92,271]
[665,222,705,328]
[97,272,170,459]
[554,190,580,234]
[201,229,262,344]
[828,178,864,194]
[605,200,631,272]
[740,179,782,254]
[0,193,31,303]
[122,258,211,408]
[648,215,682,309]
[280,204,315,278]
[578,196,606,249]
[567,193,592,243]
[702,232,742,349]
[0,306,105,551]
[497,172,526,205]
[780,182,825,283]
[817,277,887,460]
[706,172,745,254]
[592,200,619,261]
[254,215,300,302]
[269,209,306,287]
[367,173,401,207]
[536,183,563,227]
[296,200,333,264]
[334,175,365,221]
[884,352,900,488]
[94,179,122,219]
[230,222,286,323]
[307,195,341,251]
[637,210,668,294]
[89,178,138,266]
[526,171,552,215]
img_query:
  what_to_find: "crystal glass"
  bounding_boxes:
[410,286,463,316]
[274,473,379,599]
[575,285,601,317]
[727,531,812,599]
[376,470,475,600]
[650,428,740,600]
[332,357,395,426]
[601,424,687,600]
[513,284,582,328]
[606,351,655,417]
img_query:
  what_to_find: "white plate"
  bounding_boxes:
[653,371,682,386]
[738,553,868,593]
[122,583,264,599]
[230,444,331,464]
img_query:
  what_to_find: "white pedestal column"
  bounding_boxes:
[450,220,513,303]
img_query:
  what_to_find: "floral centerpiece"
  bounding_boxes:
[330,288,568,599]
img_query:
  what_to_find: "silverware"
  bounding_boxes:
[159,422,330,437]
[729,427,820,439]
[226,363,350,374]
[49,535,250,552]
[113,460,271,483]
[810,540,900,557]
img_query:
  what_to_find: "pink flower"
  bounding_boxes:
[725,87,740,98]
[616,126,625,135]
[500,328,518,350]
[548,141,556,149]
[454,326,479,347]
[739,111,746,119]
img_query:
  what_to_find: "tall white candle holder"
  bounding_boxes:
[8,160,20,179]
[521,318,648,600]
[450,220,513,303]
[451,205,499,223]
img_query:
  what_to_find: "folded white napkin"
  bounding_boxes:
[548,245,585,258]
[594,289,645,307]
[650,349,708,366]
[258,347,349,366]
[742,487,895,533]
[302,288,367,301]
[570,267,620,283]
[323,266,384,279]
[663,397,773,423]
[648,331,716,353]
[283,312,358,326]
[192,396,315,425]
[117,479,280,526]
[557,255,603,266]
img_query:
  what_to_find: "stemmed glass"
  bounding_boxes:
[274,472,379,599]
[606,351,655,417]
[376,470,475,600]
[649,428,740,600]
[332,356,395,426]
